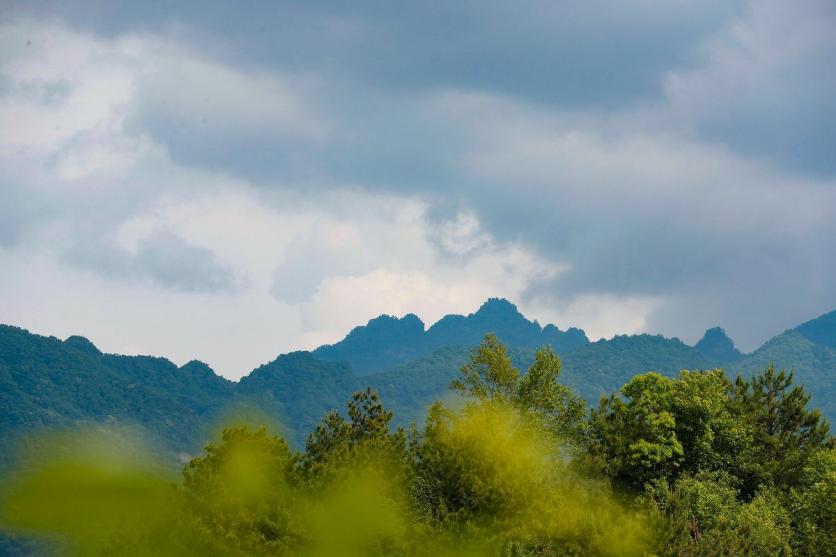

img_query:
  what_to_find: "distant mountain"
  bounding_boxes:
[2,301,834,469]
[313,298,588,375]
[795,309,836,349]
[730,312,836,421]
[237,352,355,445]
[562,334,720,401]
[694,327,743,363]
[312,313,428,376]
[0,325,233,468]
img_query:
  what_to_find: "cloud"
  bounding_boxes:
[0,21,320,292]
[123,37,329,181]
[298,245,561,349]
[4,0,746,108]
[427,88,836,347]
[68,230,242,293]
[662,0,836,175]
[1,1,835,375]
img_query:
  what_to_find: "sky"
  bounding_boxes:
[1,0,835,379]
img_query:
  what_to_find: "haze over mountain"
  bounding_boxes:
[2,299,834,465]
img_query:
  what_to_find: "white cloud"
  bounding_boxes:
[524,293,667,342]
[1,4,835,377]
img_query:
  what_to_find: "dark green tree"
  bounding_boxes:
[786,448,836,556]
[732,365,832,493]
[299,388,406,486]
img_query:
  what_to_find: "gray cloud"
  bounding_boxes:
[662,0,836,176]
[5,0,745,107]
[1,0,835,363]
[434,97,836,347]
[68,231,242,293]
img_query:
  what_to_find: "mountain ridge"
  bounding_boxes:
[313,298,589,375]
[2,300,834,465]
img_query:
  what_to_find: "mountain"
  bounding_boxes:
[314,298,588,375]
[2,301,834,469]
[694,327,743,363]
[312,313,428,376]
[795,309,836,349]
[0,325,233,468]
[237,352,355,445]
[562,334,720,401]
[729,312,836,421]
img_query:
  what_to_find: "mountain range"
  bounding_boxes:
[2,298,834,467]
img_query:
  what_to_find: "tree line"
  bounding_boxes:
[1,334,833,556]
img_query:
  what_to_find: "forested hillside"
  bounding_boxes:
[2,336,832,556]
[732,330,836,422]
[2,302,835,467]
[0,325,233,462]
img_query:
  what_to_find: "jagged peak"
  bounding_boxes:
[338,313,426,340]
[365,312,425,328]
[694,326,742,362]
[696,326,735,346]
[474,297,522,316]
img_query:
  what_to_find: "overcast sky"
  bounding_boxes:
[1,0,835,379]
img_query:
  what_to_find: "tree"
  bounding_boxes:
[181,426,300,554]
[451,334,586,440]
[786,448,836,556]
[732,365,833,493]
[590,373,684,487]
[451,333,519,402]
[347,387,394,443]
[517,346,587,440]
[647,472,794,557]
[671,370,753,482]
[299,388,406,486]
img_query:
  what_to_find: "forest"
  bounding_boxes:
[2,334,833,557]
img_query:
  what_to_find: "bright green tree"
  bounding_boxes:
[181,426,300,555]
[451,333,519,402]
[451,334,586,441]
[786,448,836,556]
[590,373,684,487]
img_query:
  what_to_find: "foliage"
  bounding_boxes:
[731,329,836,425]
[590,362,833,556]
[411,400,648,556]
[1,317,835,555]
[786,448,836,556]
[0,340,649,557]
[590,373,684,486]
[731,365,832,494]
[0,325,233,472]
[451,335,587,441]
[648,472,795,556]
